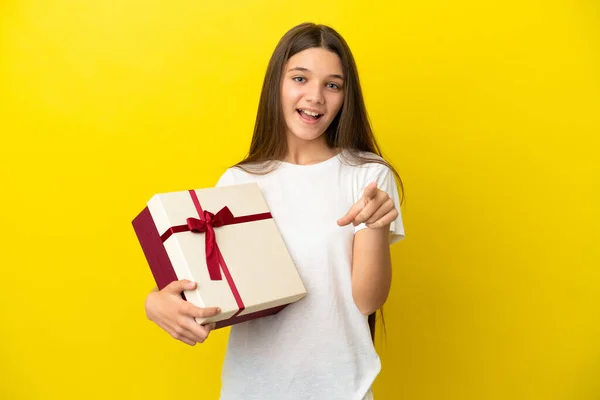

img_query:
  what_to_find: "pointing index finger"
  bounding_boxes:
[362,182,378,200]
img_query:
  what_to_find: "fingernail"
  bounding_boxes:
[188,281,195,288]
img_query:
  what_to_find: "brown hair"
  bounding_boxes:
[235,22,404,341]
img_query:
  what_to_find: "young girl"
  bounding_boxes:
[144,22,405,400]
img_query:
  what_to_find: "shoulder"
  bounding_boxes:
[215,167,244,187]
[338,150,393,177]
[215,162,274,187]
[338,149,402,199]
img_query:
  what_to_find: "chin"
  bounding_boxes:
[286,120,330,142]
[288,128,326,142]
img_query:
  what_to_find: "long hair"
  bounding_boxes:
[235,22,404,341]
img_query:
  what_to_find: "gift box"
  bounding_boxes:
[132,183,307,329]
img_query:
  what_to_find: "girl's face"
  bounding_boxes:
[281,47,345,144]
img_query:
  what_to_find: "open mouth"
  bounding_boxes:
[297,108,323,122]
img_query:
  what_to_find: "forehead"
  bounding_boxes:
[285,48,343,76]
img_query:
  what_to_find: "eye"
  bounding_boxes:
[293,76,306,83]
[327,82,341,90]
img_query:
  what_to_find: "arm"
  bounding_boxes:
[338,171,404,315]
[351,226,392,315]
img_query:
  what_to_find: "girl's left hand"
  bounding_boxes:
[337,182,398,229]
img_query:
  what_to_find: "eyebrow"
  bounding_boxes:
[287,66,344,81]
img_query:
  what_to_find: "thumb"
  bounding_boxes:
[337,200,364,226]
[165,279,196,294]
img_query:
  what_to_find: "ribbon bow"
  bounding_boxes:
[186,206,234,280]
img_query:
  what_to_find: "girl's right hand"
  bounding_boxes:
[144,279,221,346]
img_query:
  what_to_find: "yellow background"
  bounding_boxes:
[1,1,598,399]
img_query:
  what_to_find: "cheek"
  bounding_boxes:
[327,93,344,116]
[281,83,303,106]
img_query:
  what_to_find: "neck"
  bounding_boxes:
[283,133,339,165]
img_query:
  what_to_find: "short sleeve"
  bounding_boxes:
[215,168,236,187]
[354,165,405,244]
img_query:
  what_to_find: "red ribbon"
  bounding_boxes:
[160,190,272,315]
[185,207,234,280]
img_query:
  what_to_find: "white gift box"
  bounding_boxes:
[132,183,307,328]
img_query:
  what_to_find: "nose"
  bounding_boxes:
[305,81,325,104]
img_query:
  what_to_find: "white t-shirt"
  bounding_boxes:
[215,150,405,400]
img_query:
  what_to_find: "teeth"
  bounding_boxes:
[300,109,320,117]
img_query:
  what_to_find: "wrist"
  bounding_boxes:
[145,290,159,320]
[369,222,391,231]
